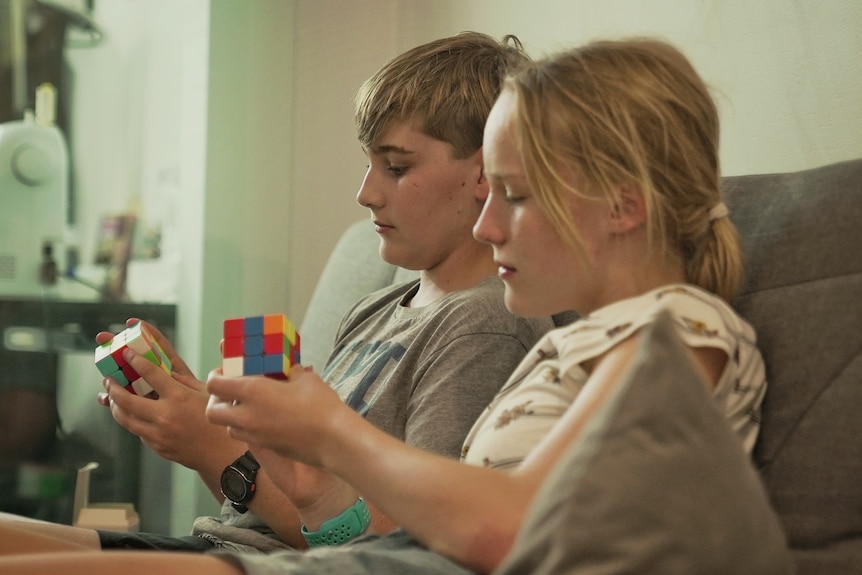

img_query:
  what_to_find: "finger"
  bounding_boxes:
[138,320,194,377]
[95,319,137,345]
[207,372,272,407]
[121,347,176,396]
[205,371,239,402]
[205,390,241,429]
[105,382,152,435]
[287,364,308,381]
[205,387,234,413]
[94,331,114,345]
[174,372,206,392]
[104,376,157,420]
[96,391,110,407]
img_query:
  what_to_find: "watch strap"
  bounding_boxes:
[235,451,260,474]
[230,501,250,513]
[301,497,371,547]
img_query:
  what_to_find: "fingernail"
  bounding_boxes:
[123,348,134,361]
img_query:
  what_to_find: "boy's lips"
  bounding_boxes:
[495,260,516,275]
[373,221,395,232]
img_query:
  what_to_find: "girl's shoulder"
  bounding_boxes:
[548,284,755,372]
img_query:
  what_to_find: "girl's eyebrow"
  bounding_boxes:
[487,171,528,181]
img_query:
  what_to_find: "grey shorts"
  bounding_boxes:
[211,529,474,575]
[98,529,215,552]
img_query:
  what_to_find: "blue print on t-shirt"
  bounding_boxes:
[326,340,406,416]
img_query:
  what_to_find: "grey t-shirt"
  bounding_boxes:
[325,275,555,457]
[192,276,555,551]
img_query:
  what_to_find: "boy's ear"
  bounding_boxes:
[472,146,490,201]
[471,146,486,179]
[608,183,646,234]
[475,168,490,202]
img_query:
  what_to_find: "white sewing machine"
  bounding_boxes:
[0,94,69,297]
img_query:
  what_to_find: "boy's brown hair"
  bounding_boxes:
[355,32,528,158]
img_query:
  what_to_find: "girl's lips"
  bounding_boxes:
[373,221,395,233]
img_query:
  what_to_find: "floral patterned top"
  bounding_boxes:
[460,284,766,471]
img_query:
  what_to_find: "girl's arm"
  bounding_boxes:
[206,334,724,573]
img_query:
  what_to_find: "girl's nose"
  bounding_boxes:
[473,195,504,246]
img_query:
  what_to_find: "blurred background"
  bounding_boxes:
[1,0,860,536]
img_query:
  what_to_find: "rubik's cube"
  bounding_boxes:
[222,314,300,379]
[94,322,172,397]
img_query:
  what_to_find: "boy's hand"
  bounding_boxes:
[100,339,244,476]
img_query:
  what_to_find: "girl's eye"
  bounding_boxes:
[504,188,528,203]
[489,182,527,204]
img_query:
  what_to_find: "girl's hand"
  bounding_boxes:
[205,365,350,467]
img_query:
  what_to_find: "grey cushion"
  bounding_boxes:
[725,158,862,571]
[299,220,418,370]
[495,312,793,575]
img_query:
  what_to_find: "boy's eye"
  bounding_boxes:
[387,165,407,177]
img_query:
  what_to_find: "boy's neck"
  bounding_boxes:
[407,243,497,308]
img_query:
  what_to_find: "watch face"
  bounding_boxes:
[221,469,249,501]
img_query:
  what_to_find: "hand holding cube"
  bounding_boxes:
[94,322,172,398]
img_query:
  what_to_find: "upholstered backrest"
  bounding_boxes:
[299,221,418,370]
[725,158,862,571]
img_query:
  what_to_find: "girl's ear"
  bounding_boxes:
[608,183,647,234]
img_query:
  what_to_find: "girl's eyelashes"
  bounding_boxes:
[489,178,529,204]
[505,183,532,204]
[501,185,527,204]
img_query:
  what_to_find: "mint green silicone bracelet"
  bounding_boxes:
[300,497,371,547]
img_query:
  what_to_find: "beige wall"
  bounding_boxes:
[285,0,862,330]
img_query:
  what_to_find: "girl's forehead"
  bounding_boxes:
[484,96,522,176]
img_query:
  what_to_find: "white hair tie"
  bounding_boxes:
[708,202,729,222]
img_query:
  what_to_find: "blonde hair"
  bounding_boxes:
[507,39,743,301]
[355,32,528,158]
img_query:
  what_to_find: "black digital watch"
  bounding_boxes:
[220,451,260,513]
